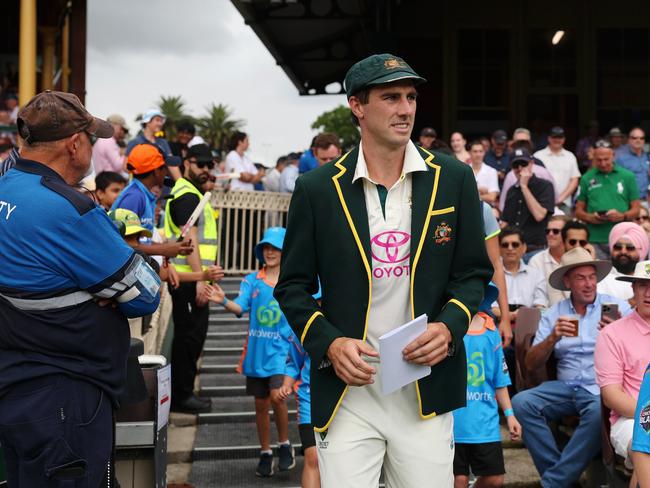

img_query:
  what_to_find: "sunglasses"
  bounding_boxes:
[500,241,521,249]
[191,159,215,170]
[568,239,588,247]
[613,243,636,251]
[546,228,561,235]
[85,131,98,145]
[636,215,649,222]
[511,160,529,169]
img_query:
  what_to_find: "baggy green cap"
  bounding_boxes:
[344,53,426,99]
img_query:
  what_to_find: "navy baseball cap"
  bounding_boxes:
[550,126,565,137]
[492,130,508,144]
[511,148,532,165]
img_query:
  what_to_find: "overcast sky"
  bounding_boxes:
[85,0,346,164]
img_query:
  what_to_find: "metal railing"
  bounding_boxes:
[212,189,292,275]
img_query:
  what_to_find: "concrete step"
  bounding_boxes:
[200,373,245,387]
[208,316,249,326]
[190,457,303,486]
[208,396,296,414]
[198,409,298,424]
[208,323,248,333]
[193,420,301,454]
[199,363,239,374]
[205,338,245,349]
[199,354,241,366]
[203,346,243,356]
[200,385,246,397]
[206,330,247,339]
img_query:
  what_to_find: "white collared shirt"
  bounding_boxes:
[528,249,570,306]
[354,140,428,350]
[533,147,580,206]
[597,268,633,301]
[500,259,548,308]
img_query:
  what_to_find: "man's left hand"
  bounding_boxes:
[403,322,452,366]
[499,319,513,348]
[606,209,626,223]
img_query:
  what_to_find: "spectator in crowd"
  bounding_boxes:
[92,114,129,176]
[608,127,626,152]
[299,136,318,174]
[529,215,570,306]
[126,109,181,181]
[165,143,225,414]
[0,136,13,162]
[450,131,470,163]
[480,136,491,153]
[575,140,640,259]
[483,202,512,347]
[95,170,127,211]
[469,139,499,206]
[499,139,556,212]
[253,163,267,191]
[169,120,196,159]
[209,228,296,477]
[453,283,521,488]
[225,131,264,191]
[615,127,649,199]
[111,143,191,259]
[637,207,650,241]
[418,126,436,149]
[312,132,342,166]
[595,261,650,472]
[501,148,555,251]
[513,248,631,487]
[279,152,300,193]
[598,222,649,301]
[3,93,18,124]
[485,129,510,187]
[576,120,600,173]
[263,155,287,192]
[631,363,650,487]
[562,219,589,252]
[494,227,548,321]
[533,126,580,212]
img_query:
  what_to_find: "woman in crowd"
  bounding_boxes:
[450,131,471,163]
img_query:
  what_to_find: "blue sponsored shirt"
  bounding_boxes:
[235,269,292,378]
[533,293,631,395]
[286,333,311,425]
[111,178,157,238]
[632,363,650,454]
[453,314,511,443]
[0,159,159,404]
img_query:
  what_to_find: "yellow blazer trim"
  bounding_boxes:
[447,298,472,324]
[429,206,455,216]
[485,229,501,241]
[315,151,373,431]
[301,311,324,345]
[410,147,443,419]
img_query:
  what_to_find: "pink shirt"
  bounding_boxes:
[92,137,126,176]
[595,311,650,422]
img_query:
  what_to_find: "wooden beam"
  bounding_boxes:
[69,0,87,102]
[19,0,37,105]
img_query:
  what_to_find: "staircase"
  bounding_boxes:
[188,277,303,487]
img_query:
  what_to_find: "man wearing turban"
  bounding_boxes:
[598,222,650,301]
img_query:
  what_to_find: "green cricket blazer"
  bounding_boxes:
[274,145,493,432]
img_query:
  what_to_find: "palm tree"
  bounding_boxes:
[156,95,192,139]
[198,103,244,155]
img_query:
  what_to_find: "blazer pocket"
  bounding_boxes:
[429,206,455,217]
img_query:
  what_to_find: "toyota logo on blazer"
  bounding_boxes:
[370,231,411,264]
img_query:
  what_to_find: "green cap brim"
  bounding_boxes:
[349,72,427,98]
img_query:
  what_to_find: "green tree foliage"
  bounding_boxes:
[156,95,193,139]
[311,105,360,150]
[198,103,245,154]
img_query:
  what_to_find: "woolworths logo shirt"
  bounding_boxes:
[452,314,511,444]
[353,140,428,351]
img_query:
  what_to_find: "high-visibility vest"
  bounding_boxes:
[164,178,217,272]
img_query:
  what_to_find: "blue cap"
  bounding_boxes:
[479,282,498,312]
[255,227,286,264]
[141,109,165,124]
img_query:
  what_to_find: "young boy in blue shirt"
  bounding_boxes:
[277,285,322,488]
[209,227,295,478]
[632,363,650,487]
[453,282,522,488]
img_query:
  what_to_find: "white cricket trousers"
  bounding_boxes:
[315,367,454,488]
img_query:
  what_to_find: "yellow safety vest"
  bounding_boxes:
[164,178,218,272]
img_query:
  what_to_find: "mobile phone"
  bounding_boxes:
[596,210,608,216]
[601,303,619,321]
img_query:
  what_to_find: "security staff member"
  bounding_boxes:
[0,91,161,487]
[165,143,222,413]
[275,54,492,486]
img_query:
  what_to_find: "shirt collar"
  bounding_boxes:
[131,178,157,202]
[545,147,566,157]
[352,140,428,184]
[15,158,67,182]
[503,259,528,275]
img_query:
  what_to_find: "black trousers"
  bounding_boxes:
[0,374,113,487]
[170,282,209,402]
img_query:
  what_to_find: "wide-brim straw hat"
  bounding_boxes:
[549,247,611,291]
[615,260,650,282]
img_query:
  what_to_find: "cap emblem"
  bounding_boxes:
[384,58,405,69]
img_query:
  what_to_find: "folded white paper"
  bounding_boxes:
[379,314,431,395]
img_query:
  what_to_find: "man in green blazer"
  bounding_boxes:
[275,54,493,487]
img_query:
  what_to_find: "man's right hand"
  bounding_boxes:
[160,240,194,258]
[327,337,378,386]
[203,265,225,282]
[551,318,577,341]
[196,281,209,307]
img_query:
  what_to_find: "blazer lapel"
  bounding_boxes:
[331,147,372,273]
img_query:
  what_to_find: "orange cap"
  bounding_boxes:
[127,143,165,174]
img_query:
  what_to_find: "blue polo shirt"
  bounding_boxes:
[632,363,650,454]
[615,145,650,197]
[234,269,292,378]
[286,333,311,425]
[126,133,173,158]
[485,150,510,177]
[111,178,157,236]
[299,149,318,174]
[0,159,160,405]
